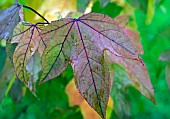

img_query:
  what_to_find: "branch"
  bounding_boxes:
[23,5,50,24]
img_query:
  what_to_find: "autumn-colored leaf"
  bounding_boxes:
[11,22,46,91]
[0,0,23,40]
[40,12,142,118]
[106,51,156,103]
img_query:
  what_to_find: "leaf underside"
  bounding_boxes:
[39,13,142,118]
[0,1,22,40]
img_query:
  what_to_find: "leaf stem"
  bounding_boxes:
[22,5,50,24]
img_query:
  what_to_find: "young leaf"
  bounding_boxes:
[11,22,46,90]
[0,1,23,40]
[40,13,142,118]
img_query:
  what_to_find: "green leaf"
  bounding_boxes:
[92,1,123,18]
[39,19,72,83]
[77,0,90,12]
[109,63,131,119]
[126,0,148,13]
[0,58,15,103]
[9,78,23,103]
[6,39,17,65]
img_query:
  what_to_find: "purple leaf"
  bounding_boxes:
[40,13,143,118]
[106,51,156,103]
[0,1,23,40]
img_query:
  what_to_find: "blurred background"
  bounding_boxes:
[0,0,170,119]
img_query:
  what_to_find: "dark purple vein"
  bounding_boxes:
[76,20,105,118]
[35,27,47,48]
[79,20,136,56]
[12,25,33,37]
[41,21,75,83]
[19,27,35,82]
[0,5,20,36]
[42,20,74,35]
[79,18,117,26]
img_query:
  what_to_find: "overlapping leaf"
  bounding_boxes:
[11,22,46,91]
[39,19,74,83]
[40,13,143,118]
[0,0,23,40]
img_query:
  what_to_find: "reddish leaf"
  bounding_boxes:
[11,22,46,91]
[106,51,156,103]
[114,15,130,26]
[0,1,23,40]
[40,13,142,118]
[114,15,144,54]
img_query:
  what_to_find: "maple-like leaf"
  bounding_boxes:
[11,22,46,91]
[0,0,23,40]
[39,13,143,118]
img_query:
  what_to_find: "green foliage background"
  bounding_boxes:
[0,0,170,119]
